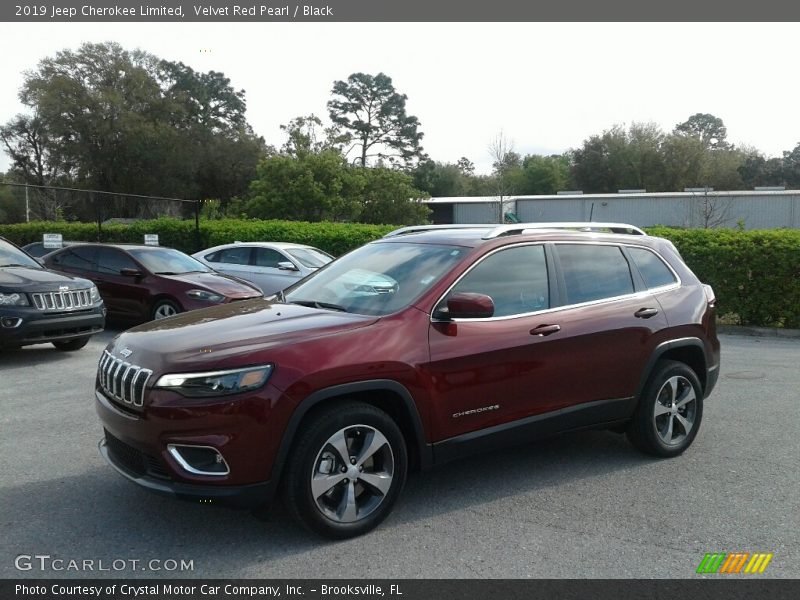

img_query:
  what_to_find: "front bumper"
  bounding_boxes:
[98,437,274,508]
[95,384,286,508]
[0,305,104,348]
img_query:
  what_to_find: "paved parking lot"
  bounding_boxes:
[1,331,798,578]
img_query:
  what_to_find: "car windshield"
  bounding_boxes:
[0,240,41,269]
[286,247,334,268]
[127,247,211,275]
[284,242,466,316]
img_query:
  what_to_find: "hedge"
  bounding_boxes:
[1,219,798,327]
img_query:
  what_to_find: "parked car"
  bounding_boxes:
[95,222,719,538]
[0,236,105,351]
[44,243,262,321]
[193,242,333,294]
[22,240,85,258]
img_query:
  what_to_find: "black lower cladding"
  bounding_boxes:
[103,430,170,480]
[0,307,104,347]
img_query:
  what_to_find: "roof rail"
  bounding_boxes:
[383,222,647,239]
[383,224,490,238]
[482,222,647,239]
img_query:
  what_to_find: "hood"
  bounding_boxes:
[105,298,378,371]
[0,266,94,292]
[160,271,261,298]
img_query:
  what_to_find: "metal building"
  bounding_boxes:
[424,189,800,229]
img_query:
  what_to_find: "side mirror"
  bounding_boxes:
[443,292,495,319]
[277,261,299,272]
[120,268,143,278]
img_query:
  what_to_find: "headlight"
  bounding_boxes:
[186,289,225,303]
[0,292,29,306]
[154,365,273,398]
[89,285,101,303]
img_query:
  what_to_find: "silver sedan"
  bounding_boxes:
[192,242,333,295]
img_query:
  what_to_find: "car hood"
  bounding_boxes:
[160,271,261,297]
[105,298,378,371]
[0,266,94,292]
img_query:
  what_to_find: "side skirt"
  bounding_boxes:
[432,397,636,465]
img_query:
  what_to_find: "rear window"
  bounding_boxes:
[556,244,634,304]
[628,247,677,289]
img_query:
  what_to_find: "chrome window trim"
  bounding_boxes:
[430,240,681,324]
[167,444,230,477]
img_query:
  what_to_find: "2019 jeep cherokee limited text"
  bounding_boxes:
[1,237,105,351]
[96,223,720,538]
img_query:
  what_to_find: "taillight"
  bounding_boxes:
[703,284,716,307]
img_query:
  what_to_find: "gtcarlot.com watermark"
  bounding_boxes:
[15,554,194,573]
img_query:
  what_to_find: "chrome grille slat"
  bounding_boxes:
[97,350,152,407]
[31,289,93,313]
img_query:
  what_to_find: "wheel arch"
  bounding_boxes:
[270,380,431,488]
[149,294,183,318]
[637,338,708,400]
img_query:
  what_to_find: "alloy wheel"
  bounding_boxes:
[653,375,697,445]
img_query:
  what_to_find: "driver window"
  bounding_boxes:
[441,245,549,318]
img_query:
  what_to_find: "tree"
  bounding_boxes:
[280,114,347,158]
[510,154,571,196]
[783,142,800,188]
[488,131,518,222]
[674,113,730,150]
[328,72,425,168]
[246,151,361,222]
[412,160,467,197]
[358,168,431,225]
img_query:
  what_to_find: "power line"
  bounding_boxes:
[0,181,198,204]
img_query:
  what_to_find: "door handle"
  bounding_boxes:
[634,307,659,319]
[530,324,561,336]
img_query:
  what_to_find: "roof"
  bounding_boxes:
[424,189,800,203]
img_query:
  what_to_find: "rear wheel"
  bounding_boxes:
[151,299,181,320]
[52,337,90,351]
[627,360,703,457]
[282,402,407,539]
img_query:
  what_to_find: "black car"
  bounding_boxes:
[0,237,105,351]
[22,240,84,258]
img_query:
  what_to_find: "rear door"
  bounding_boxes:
[205,246,253,281]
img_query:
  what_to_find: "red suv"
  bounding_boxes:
[95,223,720,538]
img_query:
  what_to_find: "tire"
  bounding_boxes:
[52,337,90,351]
[151,298,181,320]
[627,359,703,457]
[282,402,408,539]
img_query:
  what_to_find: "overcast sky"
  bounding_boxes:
[1,22,798,174]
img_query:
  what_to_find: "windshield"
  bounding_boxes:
[286,247,334,269]
[127,247,211,275]
[284,242,466,316]
[0,240,42,269]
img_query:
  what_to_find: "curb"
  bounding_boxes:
[717,325,800,339]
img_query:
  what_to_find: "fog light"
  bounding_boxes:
[1,317,22,328]
[167,444,229,476]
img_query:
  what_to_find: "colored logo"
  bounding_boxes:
[696,552,774,574]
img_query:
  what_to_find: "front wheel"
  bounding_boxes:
[627,360,704,457]
[52,337,90,351]
[282,402,407,539]
[151,298,181,320]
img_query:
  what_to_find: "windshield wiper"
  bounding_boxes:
[289,299,348,313]
[1,263,37,268]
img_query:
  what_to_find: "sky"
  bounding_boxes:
[0,22,798,174]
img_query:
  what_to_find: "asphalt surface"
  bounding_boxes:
[1,331,798,579]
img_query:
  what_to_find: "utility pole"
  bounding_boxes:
[25,184,30,222]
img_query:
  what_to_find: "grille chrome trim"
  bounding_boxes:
[97,350,152,407]
[32,289,92,312]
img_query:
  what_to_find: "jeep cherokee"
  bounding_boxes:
[95,222,720,538]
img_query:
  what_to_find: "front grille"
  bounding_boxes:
[104,430,170,480]
[98,350,152,407]
[31,289,92,312]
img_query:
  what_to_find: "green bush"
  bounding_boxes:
[0,219,395,258]
[646,227,800,328]
[3,220,797,327]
